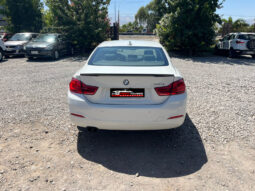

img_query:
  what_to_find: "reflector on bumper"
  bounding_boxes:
[168,115,184,120]
[71,113,85,118]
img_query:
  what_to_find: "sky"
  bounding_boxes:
[108,0,255,25]
[41,0,255,25]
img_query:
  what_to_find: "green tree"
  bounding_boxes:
[42,9,55,28]
[120,21,143,33]
[135,0,170,32]
[219,17,252,35]
[44,0,110,52]
[157,0,223,55]
[0,0,43,33]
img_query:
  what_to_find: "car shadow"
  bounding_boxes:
[77,114,207,178]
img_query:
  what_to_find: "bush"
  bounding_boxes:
[44,0,110,52]
[157,0,222,55]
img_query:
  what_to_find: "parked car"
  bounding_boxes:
[0,38,6,61]
[68,40,187,132]
[0,33,13,42]
[24,33,73,60]
[215,32,255,58]
[4,33,38,57]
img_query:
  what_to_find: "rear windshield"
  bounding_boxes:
[238,34,255,40]
[88,47,169,66]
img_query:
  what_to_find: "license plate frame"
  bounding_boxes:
[110,88,145,98]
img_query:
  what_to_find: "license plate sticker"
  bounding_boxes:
[31,51,39,54]
[111,89,144,98]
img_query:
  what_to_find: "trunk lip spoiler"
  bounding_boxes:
[80,74,174,77]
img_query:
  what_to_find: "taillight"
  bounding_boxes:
[236,40,245,44]
[69,78,98,95]
[155,79,186,96]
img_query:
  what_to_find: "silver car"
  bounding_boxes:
[4,33,38,57]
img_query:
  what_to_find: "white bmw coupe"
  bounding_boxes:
[68,40,187,131]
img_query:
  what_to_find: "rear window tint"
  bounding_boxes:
[88,47,169,66]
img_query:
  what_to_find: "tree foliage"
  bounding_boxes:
[135,0,170,32]
[119,21,143,33]
[157,0,223,54]
[44,0,110,51]
[218,17,254,35]
[0,0,43,33]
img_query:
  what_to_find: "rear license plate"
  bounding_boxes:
[31,51,39,54]
[111,89,144,98]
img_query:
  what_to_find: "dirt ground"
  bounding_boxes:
[0,36,255,191]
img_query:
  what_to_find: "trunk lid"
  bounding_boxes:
[79,65,175,105]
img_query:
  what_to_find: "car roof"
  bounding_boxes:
[98,40,163,48]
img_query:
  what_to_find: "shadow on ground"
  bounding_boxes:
[77,115,207,178]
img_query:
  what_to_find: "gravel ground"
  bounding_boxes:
[0,53,255,191]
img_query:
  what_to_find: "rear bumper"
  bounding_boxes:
[68,91,187,130]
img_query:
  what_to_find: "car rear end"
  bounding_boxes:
[68,41,187,130]
[233,33,255,57]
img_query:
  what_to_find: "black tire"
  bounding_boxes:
[0,49,3,61]
[228,49,236,58]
